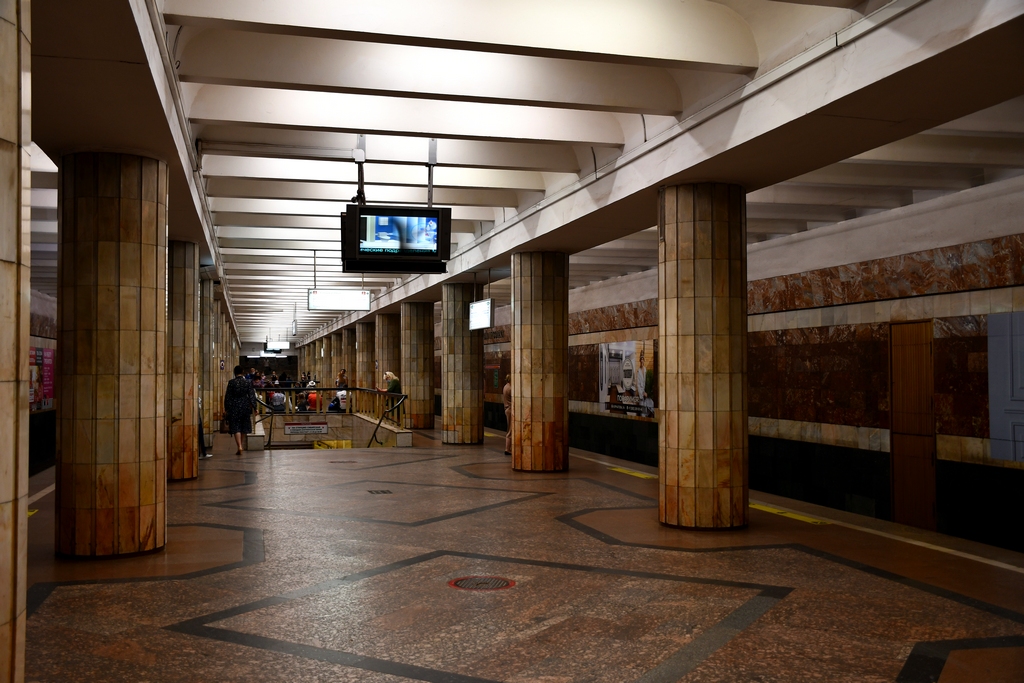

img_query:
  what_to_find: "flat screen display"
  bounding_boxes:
[265,341,290,351]
[342,204,451,274]
[468,299,494,331]
[357,212,438,257]
[308,289,372,311]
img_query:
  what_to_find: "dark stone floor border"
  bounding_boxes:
[896,635,1024,682]
[165,549,792,683]
[205,478,555,527]
[26,523,266,618]
[559,506,1024,681]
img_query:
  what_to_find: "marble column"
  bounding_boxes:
[340,328,356,385]
[0,1,31,675]
[55,152,169,556]
[401,302,435,429]
[199,278,215,447]
[375,313,401,389]
[355,321,376,389]
[167,241,199,481]
[659,183,748,529]
[323,333,334,385]
[510,253,569,472]
[441,283,483,444]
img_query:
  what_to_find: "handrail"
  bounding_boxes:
[252,394,275,448]
[368,395,407,448]
[347,387,407,430]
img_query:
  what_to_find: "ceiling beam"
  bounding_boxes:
[206,177,521,207]
[195,127,583,172]
[188,84,626,146]
[164,0,758,71]
[202,155,555,191]
[178,30,685,115]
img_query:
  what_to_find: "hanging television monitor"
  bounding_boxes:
[342,204,451,274]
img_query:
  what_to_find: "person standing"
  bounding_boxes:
[336,369,348,388]
[502,375,512,456]
[224,365,258,456]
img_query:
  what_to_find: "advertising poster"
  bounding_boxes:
[29,347,55,412]
[600,340,656,417]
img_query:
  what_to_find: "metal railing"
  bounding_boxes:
[347,387,406,430]
[250,385,407,448]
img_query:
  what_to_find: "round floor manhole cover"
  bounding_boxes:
[448,576,515,591]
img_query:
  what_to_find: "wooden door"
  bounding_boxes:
[890,321,936,530]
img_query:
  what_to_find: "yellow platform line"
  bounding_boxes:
[28,509,37,517]
[607,466,658,480]
[750,503,830,525]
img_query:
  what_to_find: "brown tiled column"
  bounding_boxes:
[659,183,748,529]
[1,1,31,673]
[356,321,376,388]
[441,283,484,444]
[55,152,169,556]
[401,302,435,428]
[375,313,401,389]
[211,302,221,430]
[511,253,569,472]
[340,328,356,383]
[167,241,199,481]
[324,333,336,384]
[317,337,326,383]
[199,278,215,447]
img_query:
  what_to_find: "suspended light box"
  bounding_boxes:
[308,288,372,311]
[265,341,290,351]
[468,298,494,331]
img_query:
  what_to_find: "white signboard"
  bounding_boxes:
[283,422,329,435]
[469,298,494,331]
[308,289,372,311]
[266,341,290,351]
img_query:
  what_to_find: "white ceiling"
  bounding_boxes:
[27,0,1024,342]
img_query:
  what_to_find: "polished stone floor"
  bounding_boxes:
[24,429,1024,682]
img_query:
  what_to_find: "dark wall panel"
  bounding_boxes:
[937,460,1024,552]
[568,413,658,467]
[749,435,892,520]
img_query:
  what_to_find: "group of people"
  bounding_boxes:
[222,365,403,455]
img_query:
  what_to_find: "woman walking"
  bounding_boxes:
[224,365,258,455]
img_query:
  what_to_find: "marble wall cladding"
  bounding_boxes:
[483,349,511,405]
[199,279,215,444]
[375,313,401,389]
[166,241,200,481]
[0,3,31,675]
[934,316,988,439]
[568,298,658,335]
[749,417,890,452]
[511,252,570,472]
[340,328,356,385]
[401,302,435,429]
[658,183,748,530]
[442,283,484,444]
[937,435,1024,470]
[568,344,601,403]
[748,324,890,429]
[748,234,1024,315]
[355,321,376,389]
[30,289,58,339]
[56,153,169,557]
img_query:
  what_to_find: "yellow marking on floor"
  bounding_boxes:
[28,509,38,517]
[608,466,658,480]
[484,430,505,438]
[750,503,830,525]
